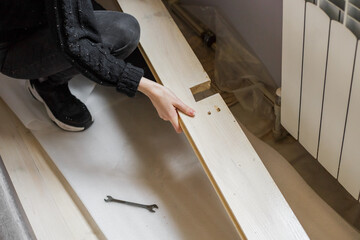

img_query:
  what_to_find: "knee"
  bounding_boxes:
[109,13,140,57]
[115,13,140,46]
[126,14,141,43]
[96,11,141,58]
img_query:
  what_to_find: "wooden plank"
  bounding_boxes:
[0,98,103,240]
[117,0,309,239]
[317,21,357,177]
[180,94,309,240]
[281,0,306,139]
[299,3,330,158]
[338,40,360,199]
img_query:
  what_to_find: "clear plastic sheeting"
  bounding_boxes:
[0,74,240,240]
[183,6,276,89]
[184,5,277,138]
[231,87,275,138]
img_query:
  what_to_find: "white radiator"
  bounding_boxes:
[282,0,360,201]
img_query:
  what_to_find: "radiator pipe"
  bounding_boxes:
[166,0,275,104]
[166,0,287,138]
[166,0,217,50]
[273,88,287,140]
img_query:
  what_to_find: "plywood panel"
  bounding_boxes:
[299,3,330,158]
[317,21,357,177]
[338,40,360,199]
[117,0,309,239]
[281,0,306,139]
[0,98,101,240]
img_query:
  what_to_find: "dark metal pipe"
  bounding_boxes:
[166,0,217,50]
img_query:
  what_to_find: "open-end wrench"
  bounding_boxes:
[104,195,159,213]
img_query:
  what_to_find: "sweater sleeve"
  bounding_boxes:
[45,0,143,97]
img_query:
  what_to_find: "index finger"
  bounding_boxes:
[174,99,195,117]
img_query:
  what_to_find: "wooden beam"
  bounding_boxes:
[116,0,309,239]
[0,98,104,240]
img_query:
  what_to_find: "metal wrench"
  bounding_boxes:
[104,195,159,213]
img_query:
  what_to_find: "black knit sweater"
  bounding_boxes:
[0,0,144,97]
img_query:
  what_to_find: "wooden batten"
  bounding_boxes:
[115,0,309,239]
[0,99,103,240]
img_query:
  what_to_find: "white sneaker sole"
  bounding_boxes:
[26,80,86,132]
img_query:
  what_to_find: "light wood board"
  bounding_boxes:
[299,3,330,158]
[281,0,306,139]
[338,39,360,200]
[317,20,357,178]
[0,98,103,240]
[117,0,309,239]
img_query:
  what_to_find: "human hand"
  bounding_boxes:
[138,77,195,133]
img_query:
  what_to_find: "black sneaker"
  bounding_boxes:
[26,79,94,131]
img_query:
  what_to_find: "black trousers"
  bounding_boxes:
[0,10,152,86]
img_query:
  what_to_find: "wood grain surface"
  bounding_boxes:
[116,0,309,239]
[0,98,102,240]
